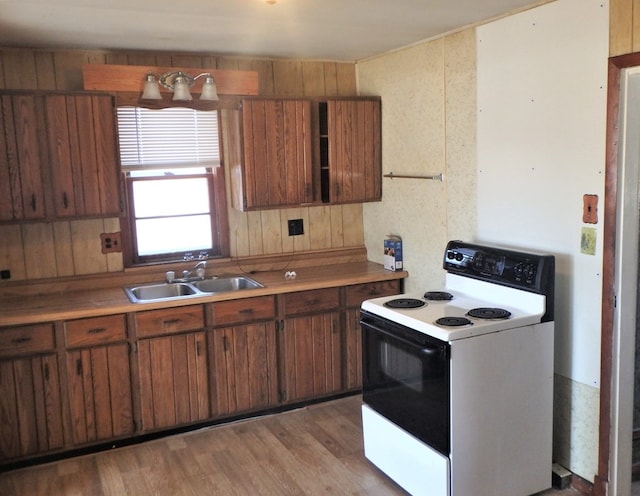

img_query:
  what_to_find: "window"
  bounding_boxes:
[117,106,229,265]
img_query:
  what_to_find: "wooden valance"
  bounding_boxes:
[82,64,259,96]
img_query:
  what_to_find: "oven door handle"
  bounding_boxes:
[361,320,443,357]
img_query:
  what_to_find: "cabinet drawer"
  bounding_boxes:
[345,280,402,308]
[136,305,205,338]
[65,314,127,348]
[212,296,275,327]
[282,288,340,317]
[0,323,55,357]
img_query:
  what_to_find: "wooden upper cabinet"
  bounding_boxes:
[227,96,382,211]
[0,94,47,221]
[44,94,121,218]
[234,98,313,210]
[326,98,382,204]
[0,91,122,223]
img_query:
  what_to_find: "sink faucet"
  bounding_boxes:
[170,260,207,283]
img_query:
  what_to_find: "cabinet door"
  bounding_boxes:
[66,344,133,445]
[137,332,209,431]
[210,322,278,416]
[343,308,363,390]
[240,98,313,209]
[0,94,46,221]
[44,94,121,218]
[328,99,381,203]
[280,312,342,402]
[0,354,64,461]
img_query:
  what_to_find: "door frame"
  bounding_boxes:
[597,51,640,496]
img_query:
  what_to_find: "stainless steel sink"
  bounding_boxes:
[124,275,263,303]
[192,276,263,293]
[125,282,200,303]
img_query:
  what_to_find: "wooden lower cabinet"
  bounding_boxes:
[137,332,209,431]
[0,277,404,465]
[64,314,133,445]
[280,312,342,402]
[134,305,209,431]
[0,353,65,461]
[209,322,278,416]
[343,308,363,391]
[65,344,133,444]
[0,323,64,462]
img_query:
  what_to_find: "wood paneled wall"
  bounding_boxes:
[610,0,640,56]
[0,48,363,281]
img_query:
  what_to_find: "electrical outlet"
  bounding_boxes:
[100,232,122,254]
[288,219,304,236]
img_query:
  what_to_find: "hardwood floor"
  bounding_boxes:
[0,395,586,495]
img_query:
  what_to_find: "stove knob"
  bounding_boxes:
[526,264,536,278]
[514,262,524,277]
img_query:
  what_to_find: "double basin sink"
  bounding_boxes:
[125,275,263,304]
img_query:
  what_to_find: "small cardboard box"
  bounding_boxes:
[384,235,403,271]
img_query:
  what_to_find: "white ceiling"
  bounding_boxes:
[0,0,551,62]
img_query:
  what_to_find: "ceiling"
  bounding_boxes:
[0,0,551,62]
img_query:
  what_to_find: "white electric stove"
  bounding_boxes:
[360,240,555,496]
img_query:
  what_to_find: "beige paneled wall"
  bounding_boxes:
[0,48,363,281]
[610,0,640,55]
[358,30,477,294]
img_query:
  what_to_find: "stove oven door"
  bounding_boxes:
[361,310,450,456]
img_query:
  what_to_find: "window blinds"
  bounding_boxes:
[117,106,220,170]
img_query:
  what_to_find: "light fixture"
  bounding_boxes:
[141,71,219,101]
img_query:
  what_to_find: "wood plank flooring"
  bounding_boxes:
[0,395,585,495]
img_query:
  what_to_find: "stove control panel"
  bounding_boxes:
[443,240,555,297]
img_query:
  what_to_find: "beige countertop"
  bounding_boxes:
[0,262,407,327]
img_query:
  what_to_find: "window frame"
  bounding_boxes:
[117,104,230,267]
